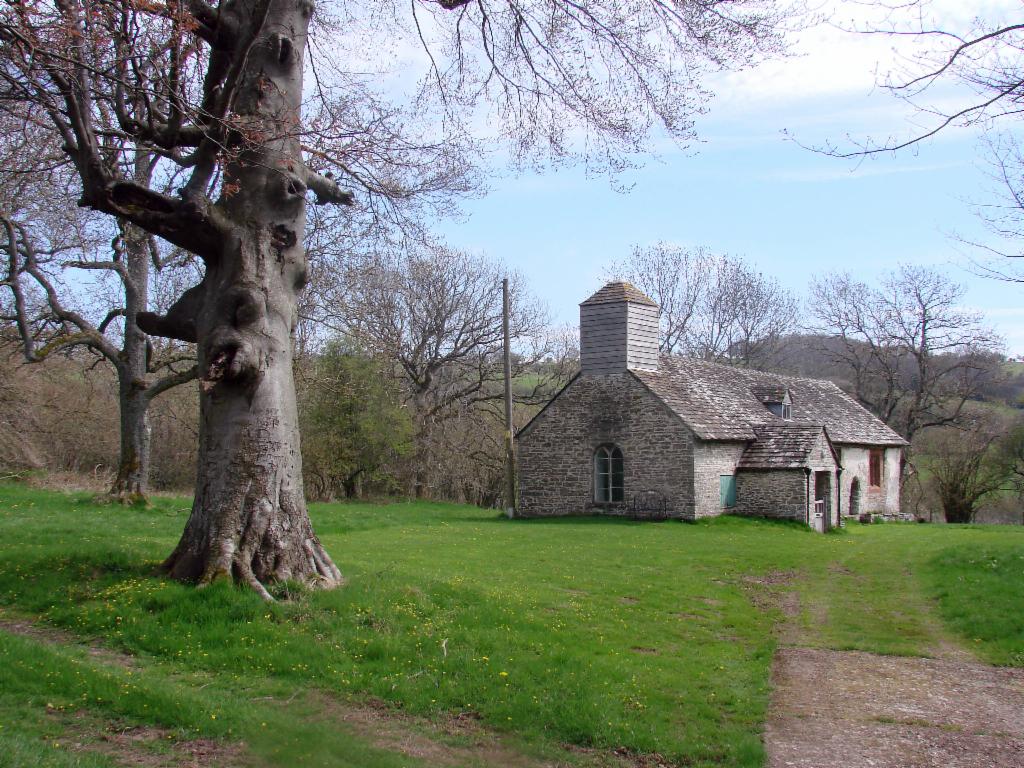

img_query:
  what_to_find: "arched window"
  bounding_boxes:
[594,445,624,503]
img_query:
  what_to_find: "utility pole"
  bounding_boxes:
[502,277,516,518]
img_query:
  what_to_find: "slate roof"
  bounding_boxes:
[630,356,907,446]
[750,383,788,404]
[580,281,658,307]
[737,424,836,469]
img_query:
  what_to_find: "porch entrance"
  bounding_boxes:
[813,471,832,532]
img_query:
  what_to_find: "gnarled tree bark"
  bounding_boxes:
[143,0,345,595]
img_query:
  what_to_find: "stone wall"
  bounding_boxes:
[735,470,808,521]
[839,445,903,518]
[730,430,839,528]
[883,447,902,514]
[517,372,694,518]
[692,440,747,518]
[807,431,840,529]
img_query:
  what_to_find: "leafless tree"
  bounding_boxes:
[691,256,799,367]
[327,245,561,498]
[606,243,705,355]
[996,419,1024,524]
[0,126,197,501]
[808,264,1002,442]
[819,4,1024,275]
[822,4,1023,157]
[958,134,1024,278]
[0,0,790,594]
[609,243,799,368]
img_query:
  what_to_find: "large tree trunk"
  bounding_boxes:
[941,493,975,524]
[161,0,342,595]
[161,323,340,597]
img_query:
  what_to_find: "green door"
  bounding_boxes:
[720,475,736,508]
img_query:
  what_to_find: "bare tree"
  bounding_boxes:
[330,245,557,498]
[824,4,1024,157]
[609,244,799,368]
[691,256,799,367]
[0,0,789,594]
[0,129,197,501]
[958,134,1024,277]
[607,243,705,354]
[808,265,1002,442]
[820,5,1024,275]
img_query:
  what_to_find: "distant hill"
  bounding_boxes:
[769,333,1024,412]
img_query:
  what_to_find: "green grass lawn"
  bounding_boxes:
[0,484,1021,767]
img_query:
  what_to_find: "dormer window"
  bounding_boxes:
[754,384,792,420]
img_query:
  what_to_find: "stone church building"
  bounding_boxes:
[517,282,906,529]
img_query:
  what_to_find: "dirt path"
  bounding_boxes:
[765,615,1024,767]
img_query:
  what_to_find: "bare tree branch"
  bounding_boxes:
[807,264,1002,441]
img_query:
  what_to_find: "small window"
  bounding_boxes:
[869,449,883,488]
[720,475,737,508]
[782,403,792,420]
[595,445,624,503]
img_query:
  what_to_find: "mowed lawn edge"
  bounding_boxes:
[0,483,1021,767]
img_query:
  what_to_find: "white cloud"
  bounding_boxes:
[710,0,1021,114]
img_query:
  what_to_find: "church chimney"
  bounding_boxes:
[579,281,660,374]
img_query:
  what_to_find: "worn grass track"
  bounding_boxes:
[0,483,1021,767]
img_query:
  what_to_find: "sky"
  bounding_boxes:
[427,1,1024,355]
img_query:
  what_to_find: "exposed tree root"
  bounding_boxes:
[107,487,148,506]
[161,487,344,601]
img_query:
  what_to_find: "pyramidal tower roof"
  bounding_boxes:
[580,281,657,307]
